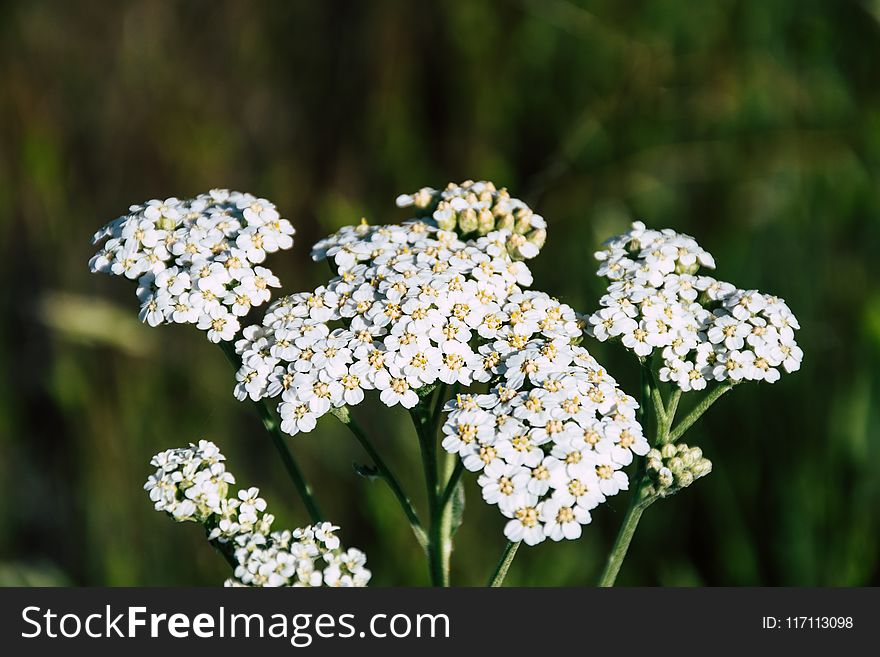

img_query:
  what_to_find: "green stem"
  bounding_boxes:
[410,397,442,585]
[597,495,652,587]
[488,541,521,587]
[438,458,465,511]
[255,398,325,524]
[657,388,682,445]
[647,361,667,422]
[667,383,733,443]
[217,341,323,524]
[639,363,651,426]
[599,374,733,585]
[331,407,428,551]
[411,383,461,586]
[435,450,459,584]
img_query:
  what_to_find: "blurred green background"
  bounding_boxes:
[1,0,879,586]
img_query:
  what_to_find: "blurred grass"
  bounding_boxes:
[0,0,878,586]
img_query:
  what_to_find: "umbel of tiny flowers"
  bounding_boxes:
[587,221,803,390]
[145,440,370,587]
[441,334,646,547]
[89,190,294,343]
[231,183,646,556]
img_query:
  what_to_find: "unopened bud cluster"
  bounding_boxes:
[396,180,547,259]
[144,440,370,587]
[643,443,712,498]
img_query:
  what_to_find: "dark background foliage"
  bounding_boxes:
[1,0,878,586]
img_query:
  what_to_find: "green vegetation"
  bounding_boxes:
[0,0,878,585]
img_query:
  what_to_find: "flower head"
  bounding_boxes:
[439,297,645,546]
[90,190,294,342]
[145,440,370,587]
[587,222,802,390]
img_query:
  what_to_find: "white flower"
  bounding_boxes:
[441,409,494,456]
[279,397,320,435]
[197,305,241,343]
[503,495,545,546]
[90,191,295,342]
[588,222,802,390]
[375,367,419,409]
[593,453,629,496]
[540,498,590,541]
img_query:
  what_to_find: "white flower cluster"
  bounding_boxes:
[396,180,547,260]
[441,325,646,546]
[588,222,803,390]
[226,522,371,588]
[144,440,370,587]
[144,439,233,522]
[233,219,538,435]
[231,186,647,547]
[89,190,294,342]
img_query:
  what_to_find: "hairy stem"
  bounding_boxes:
[411,384,460,586]
[218,341,323,524]
[331,407,427,551]
[410,395,442,585]
[667,383,733,443]
[657,388,682,445]
[597,496,651,587]
[438,458,465,511]
[436,449,460,584]
[488,541,521,587]
[255,398,325,523]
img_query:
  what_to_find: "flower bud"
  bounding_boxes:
[477,209,496,235]
[434,208,457,231]
[657,466,674,488]
[661,443,678,459]
[459,207,479,234]
[667,456,685,475]
[675,261,701,275]
[527,228,547,250]
[505,233,528,260]
[413,187,434,209]
[514,208,533,234]
[692,458,713,478]
[675,470,694,488]
[679,449,697,468]
[496,212,515,232]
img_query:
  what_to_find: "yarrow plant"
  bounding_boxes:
[145,440,370,586]
[89,181,801,586]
